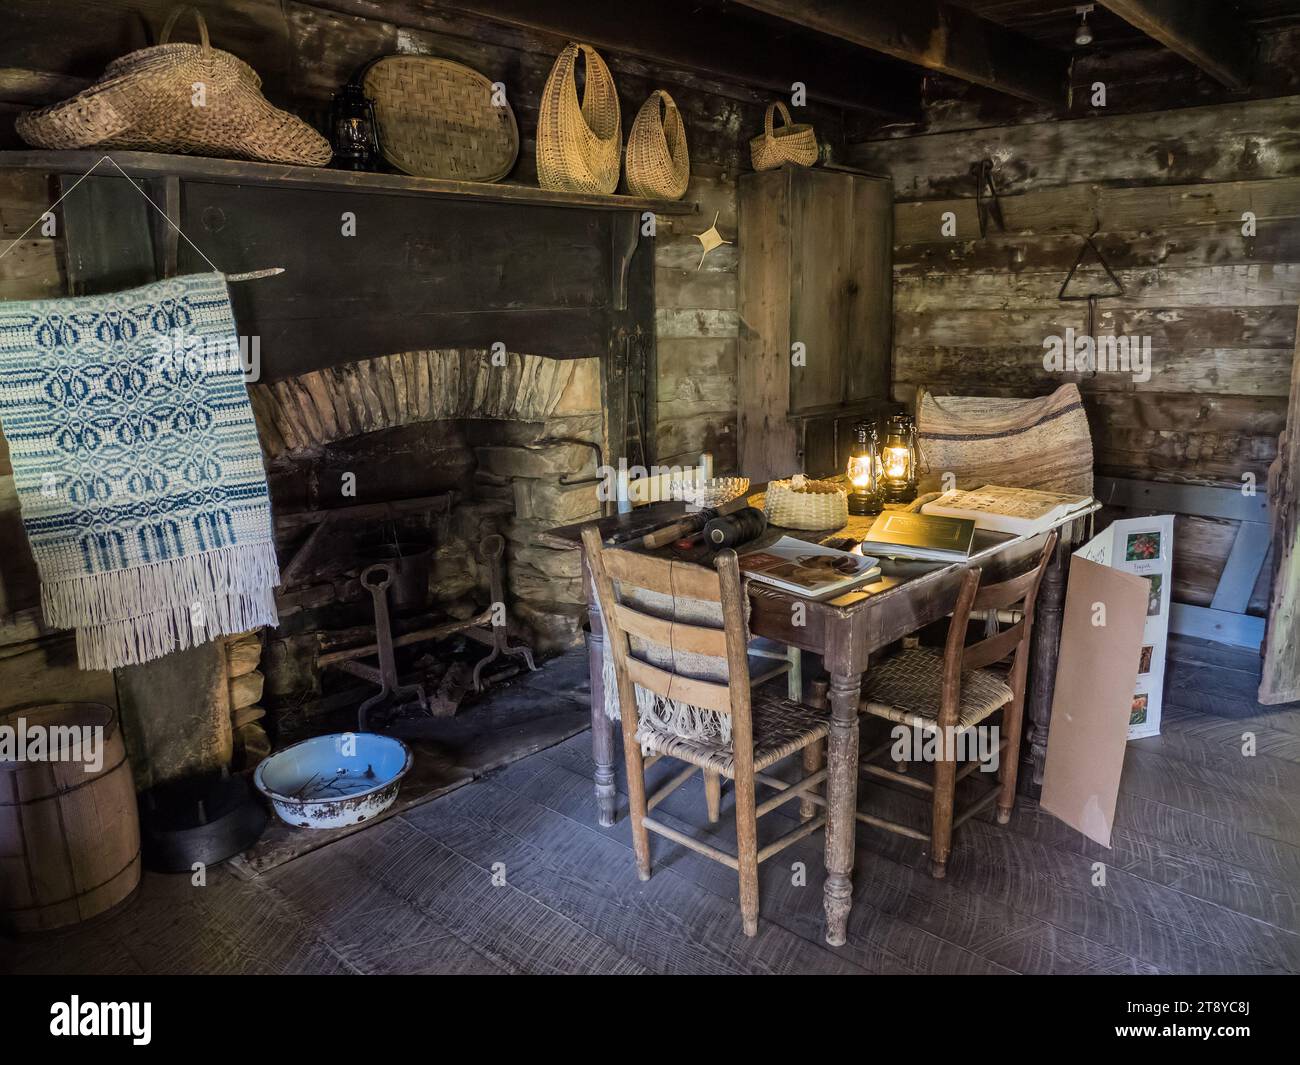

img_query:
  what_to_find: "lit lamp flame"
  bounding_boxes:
[882,446,909,481]
[881,413,918,503]
[846,421,882,515]
[848,454,873,488]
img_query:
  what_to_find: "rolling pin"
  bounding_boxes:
[641,494,752,550]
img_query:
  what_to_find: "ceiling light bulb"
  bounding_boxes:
[1075,5,1094,46]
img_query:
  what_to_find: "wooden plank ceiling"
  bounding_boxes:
[431,0,1300,114]
[4,1,1300,135]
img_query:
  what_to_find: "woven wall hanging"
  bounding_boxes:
[536,42,622,194]
[625,90,690,200]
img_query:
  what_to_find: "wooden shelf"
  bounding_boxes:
[0,149,700,216]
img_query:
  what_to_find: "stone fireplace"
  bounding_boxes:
[246,348,603,740]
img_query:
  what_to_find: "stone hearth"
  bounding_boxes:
[247,349,603,734]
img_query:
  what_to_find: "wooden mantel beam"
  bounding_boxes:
[1096,0,1257,90]
[730,0,1068,106]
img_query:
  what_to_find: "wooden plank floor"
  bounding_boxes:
[4,635,1297,975]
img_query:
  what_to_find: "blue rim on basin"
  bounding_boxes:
[253,732,413,829]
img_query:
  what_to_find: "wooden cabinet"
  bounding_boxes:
[737,166,893,481]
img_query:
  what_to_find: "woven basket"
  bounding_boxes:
[363,56,519,182]
[668,475,748,509]
[15,6,331,167]
[749,101,818,172]
[536,42,622,194]
[625,90,690,200]
[764,477,848,530]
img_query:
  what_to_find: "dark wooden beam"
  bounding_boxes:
[730,0,1068,106]
[1096,0,1257,90]
[312,0,920,118]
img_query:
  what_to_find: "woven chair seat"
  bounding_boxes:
[861,646,1012,732]
[636,686,829,777]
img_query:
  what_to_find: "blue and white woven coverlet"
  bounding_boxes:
[0,273,279,669]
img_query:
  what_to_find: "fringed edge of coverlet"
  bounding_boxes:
[600,633,733,746]
[72,586,280,671]
[41,540,281,627]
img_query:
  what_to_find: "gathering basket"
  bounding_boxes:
[749,101,817,171]
[536,42,622,194]
[625,90,690,200]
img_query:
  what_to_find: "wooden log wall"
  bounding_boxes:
[850,94,1300,616]
[0,0,816,706]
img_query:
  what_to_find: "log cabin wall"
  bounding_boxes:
[848,93,1300,619]
[0,0,842,718]
[0,0,840,475]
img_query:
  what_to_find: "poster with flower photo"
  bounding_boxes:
[1072,513,1174,740]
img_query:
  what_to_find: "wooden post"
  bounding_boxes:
[583,553,619,826]
[703,771,722,823]
[1021,529,1072,795]
[1260,308,1300,704]
[822,670,862,947]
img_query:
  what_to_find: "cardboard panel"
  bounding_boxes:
[1041,556,1149,847]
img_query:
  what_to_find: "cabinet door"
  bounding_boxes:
[788,170,891,414]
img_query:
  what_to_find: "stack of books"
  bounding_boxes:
[857,485,1094,563]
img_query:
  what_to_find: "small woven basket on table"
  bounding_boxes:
[536,42,622,194]
[749,101,818,172]
[625,90,690,200]
[362,55,519,182]
[15,6,331,167]
[764,477,848,530]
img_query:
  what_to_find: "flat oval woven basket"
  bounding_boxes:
[536,42,622,194]
[363,55,519,182]
[625,90,690,200]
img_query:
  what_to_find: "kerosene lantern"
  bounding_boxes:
[880,413,918,504]
[846,420,883,515]
[330,80,380,171]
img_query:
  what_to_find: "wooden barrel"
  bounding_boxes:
[0,702,141,934]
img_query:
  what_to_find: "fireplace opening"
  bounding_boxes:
[247,351,604,749]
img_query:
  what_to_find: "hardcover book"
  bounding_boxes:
[861,511,977,562]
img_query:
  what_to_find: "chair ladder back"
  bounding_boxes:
[937,568,983,729]
[602,547,722,602]
[580,526,749,730]
[714,548,754,758]
[956,533,1055,691]
[940,531,1060,728]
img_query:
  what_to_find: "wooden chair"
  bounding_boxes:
[581,525,830,936]
[617,455,803,702]
[857,532,1057,879]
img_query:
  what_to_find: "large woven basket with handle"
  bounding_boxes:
[363,55,518,182]
[749,101,818,171]
[625,90,690,200]
[536,42,622,194]
[15,6,331,167]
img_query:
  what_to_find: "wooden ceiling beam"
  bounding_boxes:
[1095,0,1258,90]
[730,0,1068,106]
[312,0,921,119]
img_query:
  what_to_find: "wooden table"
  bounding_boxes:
[544,498,1087,946]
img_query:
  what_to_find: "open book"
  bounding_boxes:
[740,536,882,598]
[922,484,1093,537]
